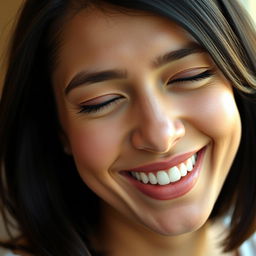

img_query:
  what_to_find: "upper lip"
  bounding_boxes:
[124,148,201,173]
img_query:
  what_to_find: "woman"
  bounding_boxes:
[0,0,256,255]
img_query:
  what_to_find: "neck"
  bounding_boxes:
[93,202,232,256]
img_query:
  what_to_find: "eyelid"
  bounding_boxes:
[79,94,119,105]
[167,68,214,84]
[169,68,209,80]
[78,95,124,114]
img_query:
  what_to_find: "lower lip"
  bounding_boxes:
[124,147,207,200]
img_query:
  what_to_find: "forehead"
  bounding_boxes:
[53,7,197,87]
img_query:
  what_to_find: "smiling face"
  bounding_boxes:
[52,7,241,237]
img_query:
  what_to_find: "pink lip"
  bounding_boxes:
[124,150,198,173]
[123,146,207,200]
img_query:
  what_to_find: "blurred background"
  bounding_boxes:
[0,0,22,88]
[0,0,256,255]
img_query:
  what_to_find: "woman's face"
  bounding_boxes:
[53,8,241,236]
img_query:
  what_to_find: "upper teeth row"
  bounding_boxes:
[131,153,197,185]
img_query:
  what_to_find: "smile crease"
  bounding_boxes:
[129,153,197,186]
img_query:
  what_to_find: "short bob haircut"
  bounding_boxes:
[0,0,256,255]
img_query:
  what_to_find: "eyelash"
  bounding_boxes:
[78,70,214,114]
[168,69,214,84]
[78,96,123,114]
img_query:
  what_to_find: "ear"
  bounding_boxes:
[59,130,72,155]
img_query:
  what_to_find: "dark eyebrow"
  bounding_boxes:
[65,69,127,95]
[153,42,205,68]
[65,42,205,95]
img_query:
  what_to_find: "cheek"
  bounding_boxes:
[67,120,122,172]
[186,87,241,140]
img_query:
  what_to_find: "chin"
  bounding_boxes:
[137,205,212,237]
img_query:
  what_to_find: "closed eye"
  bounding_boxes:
[77,70,213,114]
[78,96,123,114]
[168,69,214,84]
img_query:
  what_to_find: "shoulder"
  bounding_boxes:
[238,232,256,256]
[0,248,32,256]
[1,251,21,256]
[2,252,32,256]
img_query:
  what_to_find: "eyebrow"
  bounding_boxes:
[153,42,205,68]
[65,70,127,95]
[64,42,205,95]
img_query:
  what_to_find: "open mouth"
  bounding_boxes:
[123,147,206,200]
[128,153,197,186]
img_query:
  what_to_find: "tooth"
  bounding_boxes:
[168,166,181,182]
[157,171,170,185]
[186,158,193,172]
[140,172,149,184]
[135,172,141,181]
[191,154,196,165]
[131,172,136,178]
[148,172,157,184]
[178,163,187,177]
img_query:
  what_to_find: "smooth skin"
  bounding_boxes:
[52,7,241,256]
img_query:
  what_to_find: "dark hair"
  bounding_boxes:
[0,0,256,255]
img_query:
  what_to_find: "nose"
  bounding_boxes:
[130,96,185,154]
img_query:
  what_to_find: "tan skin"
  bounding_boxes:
[17,7,242,256]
